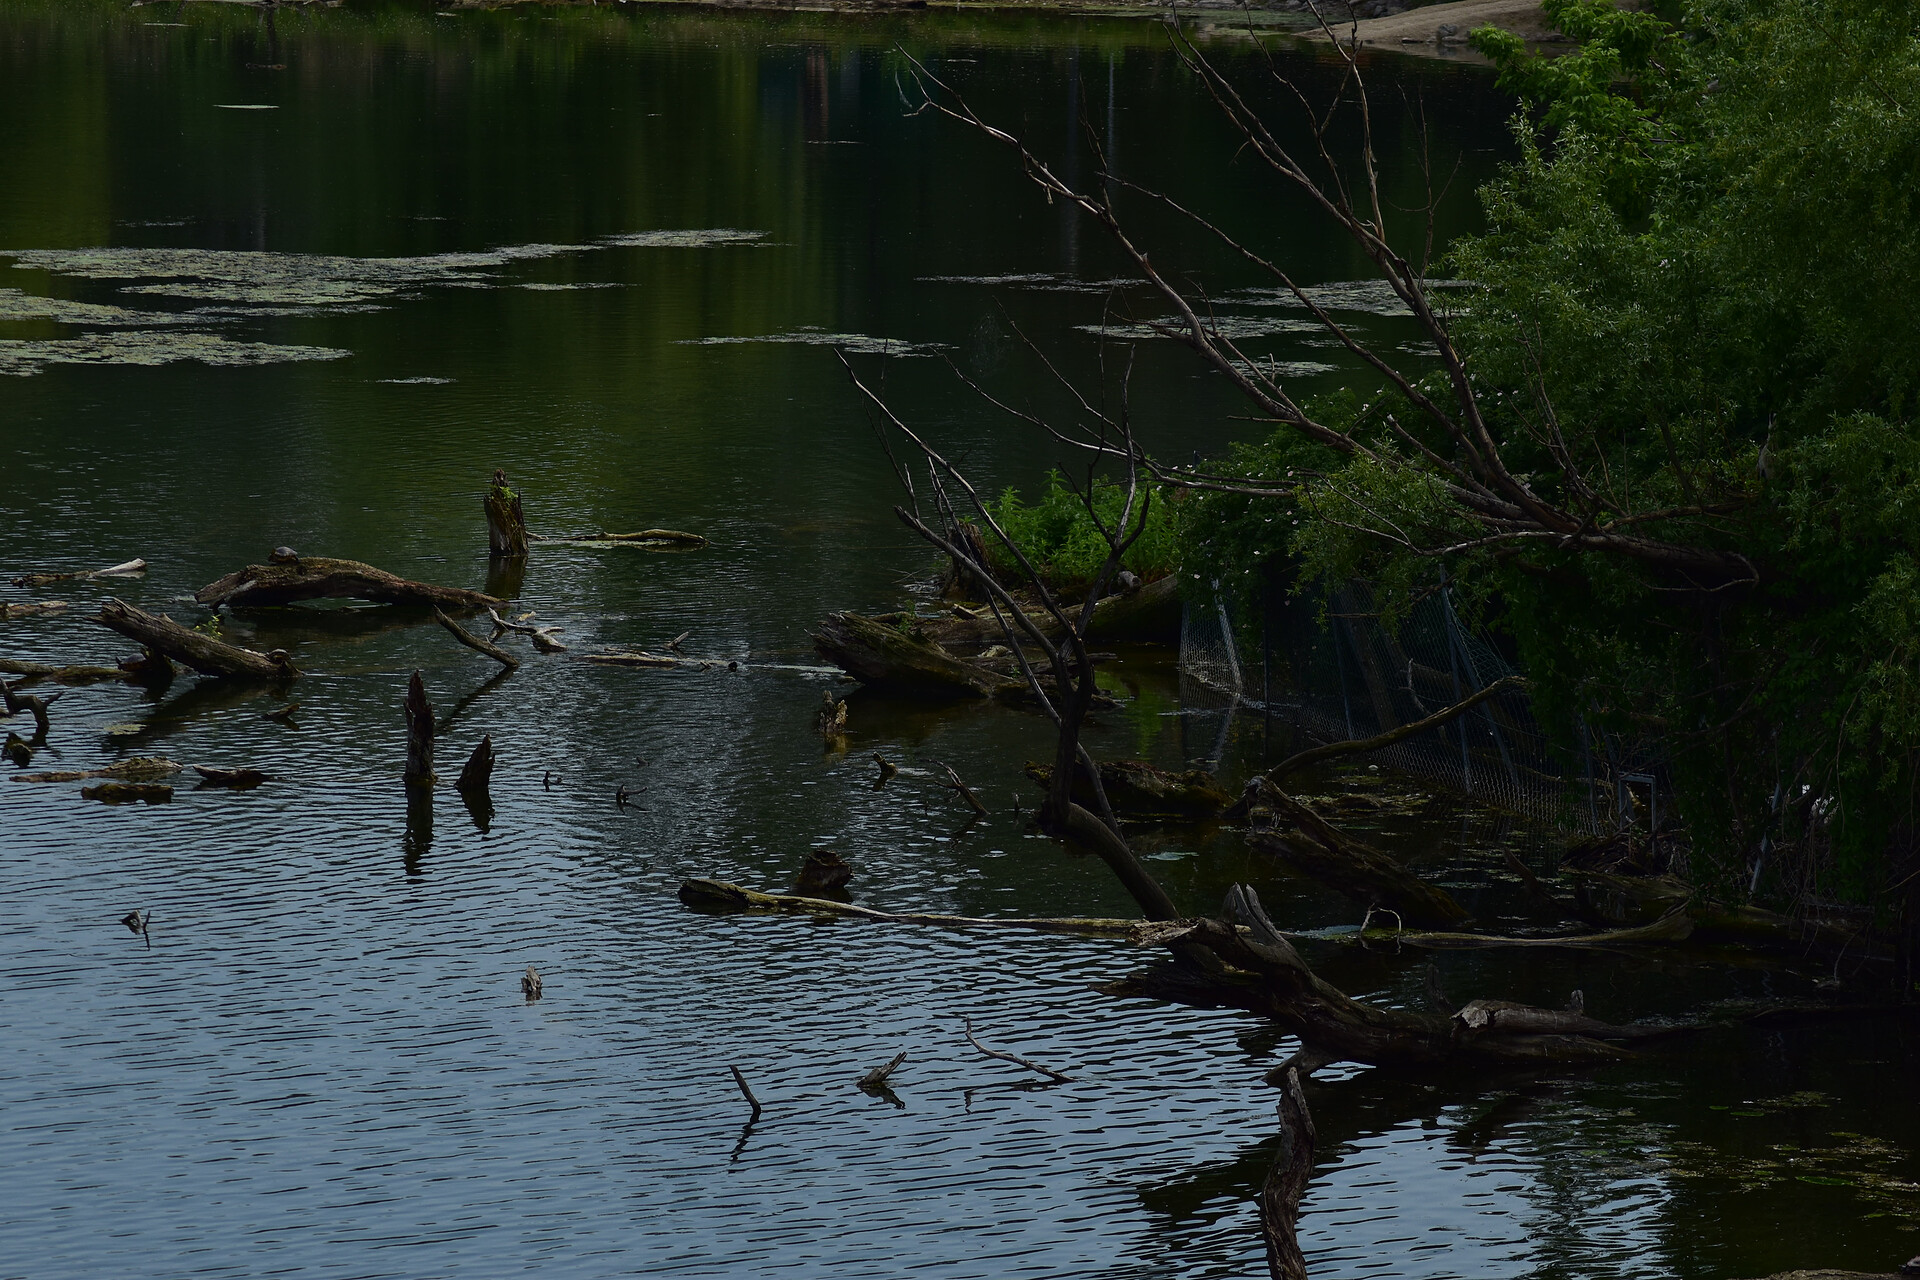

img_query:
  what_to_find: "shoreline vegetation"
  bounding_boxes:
[145,0,1569,64]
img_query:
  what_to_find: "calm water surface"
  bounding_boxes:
[1,4,1915,1277]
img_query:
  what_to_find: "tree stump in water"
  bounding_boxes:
[403,670,435,788]
[486,470,530,560]
[455,734,496,797]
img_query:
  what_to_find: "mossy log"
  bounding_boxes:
[1246,783,1471,928]
[81,781,172,804]
[901,574,1182,652]
[0,601,69,620]
[195,556,506,611]
[812,611,1022,698]
[0,657,143,685]
[95,599,299,681]
[1025,758,1233,821]
[12,757,183,783]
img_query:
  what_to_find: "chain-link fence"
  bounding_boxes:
[1179,577,1663,836]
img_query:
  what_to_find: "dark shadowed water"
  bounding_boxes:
[1,4,1915,1278]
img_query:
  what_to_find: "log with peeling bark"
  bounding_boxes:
[1246,783,1470,928]
[11,558,146,588]
[1026,759,1233,821]
[94,599,299,681]
[433,607,520,670]
[11,756,183,783]
[194,555,506,611]
[812,611,1021,698]
[679,878,1141,937]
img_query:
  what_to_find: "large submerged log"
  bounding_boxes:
[887,574,1182,652]
[94,599,299,681]
[195,555,506,611]
[812,611,1021,698]
[1025,759,1233,821]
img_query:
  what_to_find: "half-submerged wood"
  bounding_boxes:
[1026,759,1233,822]
[485,470,530,559]
[812,611,1020,699]
[195,555,506,611]
[0,601,68,620]
[679,877,1140,937]
[95,599,299,681]
[403,670,435,788]
[903,574,1182,651]
[433,607,520,670]
[11,558,147,588]
[1261,1067,1316,1280]
[1246,783,1470,928]
[0,657,135,685]
[192,765,272,790]
[580,650,678,668]
[568,529,707,547]
[82,781,172,804]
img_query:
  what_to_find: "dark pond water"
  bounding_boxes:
[2,4,1916,1278]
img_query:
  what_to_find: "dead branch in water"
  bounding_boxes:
[433,607,520,670]
[940,763,989,816]
[1,678,61,739]
[858,1052,908,1090]
[962,1017,1072,1082]
[679,877,1140,937]
[1261,675,1525,783]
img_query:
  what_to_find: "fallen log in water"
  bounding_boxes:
[903,574,1183,651]
[580,649,678,668]
[548,529,708,548]
[1260,1067,1315,1280]
[1246,783,1471,928]
[812,611,1021,698]
[1026,759,1233,822]
[195,555,505,611]
[193,765,272,789]
[679,877,1140,937]
[0,657,136,685]
[11,757,183,783]
[0,601,69,620]
[95,599,299,681]
[11,558,147,588]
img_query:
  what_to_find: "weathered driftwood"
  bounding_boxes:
[82,781,172,804]
[1247,784,1471,928]
[487,608,566,652]
[455,734,496,796]
[813,611,1020,698]
[485,470,530,559]
[0,601,68,620]
[195,555,506,611]
[1325,908,1696,951]
[193,765,272,789]
[11,756,182,783]
[679,878,1140,937]
[95,599,299,681]
[403,670,435,788]
[729,1066,762,1120]
[1026,759,1233,821]
[0,657,134,684]
[11,558,146,588]
[433,607,520,670]
[818,692,849,737]
[580,649,678,668]
[1260,1067,1315,1280]
[908,574,1183,650]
